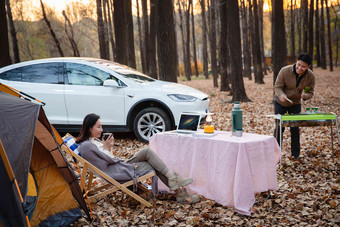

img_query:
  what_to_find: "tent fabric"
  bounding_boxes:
[0,147,29,227]
[38,208,82,227]
[0,88,90,226]
[0,91,39,197]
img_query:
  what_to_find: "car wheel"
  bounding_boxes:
[133,107,171,142]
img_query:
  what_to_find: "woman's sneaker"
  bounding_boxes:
[168,173,193,191]
[176,188,200,204]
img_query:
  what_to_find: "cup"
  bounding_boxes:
[235,130,243,137]
[102,133,112,140]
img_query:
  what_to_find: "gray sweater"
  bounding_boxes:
[79,141,158,195]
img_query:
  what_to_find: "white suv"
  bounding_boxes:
[0,58,209,142]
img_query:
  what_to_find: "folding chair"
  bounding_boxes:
[61,135,155,207]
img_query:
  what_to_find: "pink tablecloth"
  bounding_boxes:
[149,131,281,215]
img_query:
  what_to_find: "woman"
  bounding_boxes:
[76,113,199,204]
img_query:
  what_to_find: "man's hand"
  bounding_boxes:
[301,93,308,100]
[279,94,287,102]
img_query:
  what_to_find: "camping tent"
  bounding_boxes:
[0,84,90,226]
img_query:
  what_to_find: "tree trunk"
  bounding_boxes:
[210,0,219,87]
[149,0,157,79]
[259,0,267,75]
[331,4,338,66]
[102,0,110,59]
[97,0,109,60]
[5,0,19,63]
[219,0,231,92]
[107,0,115,60]
[297,2,302,54]
[155,0,178,82]
[226,0,250,101]
[62,10,80,57]
[136,0,146,73]
[113,0,127,64]
[308,0,314,66]
[253,0,264,84]
[315,0,321,66]
[320,0,326,69]
[200,0,209,79]
[142,0,149,73]
[0,0,11,67]
[272,0,287,85]
[290,0,295,63]
[40,0,64,57]
[325,0,333,71]
[191,3,199,77]
[178,1,187,78]
[185,0,192,81]
[125,0,136,68]
[301,0,308,53]
[240,0,252,80]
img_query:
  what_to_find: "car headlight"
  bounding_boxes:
[167,94,197,102]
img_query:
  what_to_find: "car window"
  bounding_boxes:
[66,63,114,86]
[0,63,63,84]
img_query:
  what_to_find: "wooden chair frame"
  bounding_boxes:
[63,145,155,207]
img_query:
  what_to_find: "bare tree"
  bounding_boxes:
[301,0,308,52]
[290,0,296,63]
[272,0,287,84]
[107,0,115,59]
[185,0,192,81]
[210,0,219,87]
[240,0,252,80]
[155,0,178,82]
[178,1,187,77]
[315,0,321,66]
[200,0,209,79]
[96,0,109,59]
[226,0,249,101]
[148,0,157,79]
[253,0,264,84]
[113,0,127,64]
[219,0,231,92]
[136,0,145,72]
[40,0,64,57]
[331,4,338,66]
[125,0,136,68]
[5,0,20,63]
[0,0,11,67]
[325,0,333,71]
[142,0,149,73]
[320,0,326,69]
[259,0,267,75]
[191,2,199,77]
[308,0,314,66]
[62,10,80,57]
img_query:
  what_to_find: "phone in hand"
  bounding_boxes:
[102,133,112,140]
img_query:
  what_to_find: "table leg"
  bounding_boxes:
[331,123,333,152]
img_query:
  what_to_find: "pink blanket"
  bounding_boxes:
[149,131,281,215]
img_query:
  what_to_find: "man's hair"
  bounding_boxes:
[297,53,312,65]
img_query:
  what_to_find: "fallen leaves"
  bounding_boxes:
[68,68,339,226]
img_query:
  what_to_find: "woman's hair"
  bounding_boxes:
[76,113,100,144]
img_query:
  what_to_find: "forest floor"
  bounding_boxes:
[70,67,339,226]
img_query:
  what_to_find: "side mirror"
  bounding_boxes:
[103,79,120,87]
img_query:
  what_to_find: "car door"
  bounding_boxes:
[63,62,126,125]
[0,62,68,124]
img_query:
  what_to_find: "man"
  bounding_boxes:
[274,53,315,159]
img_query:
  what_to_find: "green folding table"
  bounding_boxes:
[274,113,339,152]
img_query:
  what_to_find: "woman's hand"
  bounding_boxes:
[103,134,114,151]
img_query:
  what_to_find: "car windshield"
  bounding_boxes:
[86,59,155,83]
